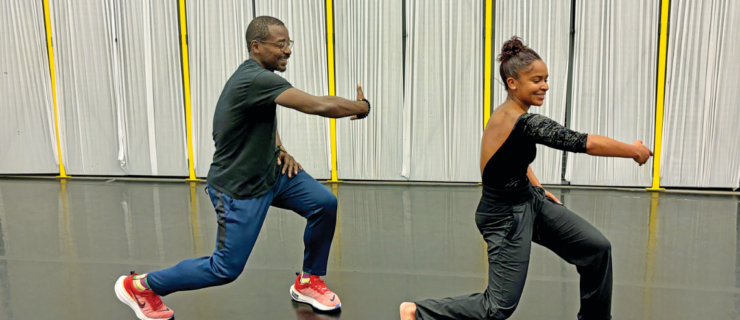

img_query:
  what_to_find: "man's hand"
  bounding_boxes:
[277,150,303,178]
[351,84,370,120]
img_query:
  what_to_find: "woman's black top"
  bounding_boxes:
[482,113,589,190]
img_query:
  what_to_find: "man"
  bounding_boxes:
[114,16,370,320]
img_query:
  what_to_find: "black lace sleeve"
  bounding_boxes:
[517,113,588,153]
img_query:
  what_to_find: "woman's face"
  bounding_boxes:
[507,60,549,107]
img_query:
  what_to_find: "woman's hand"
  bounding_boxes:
[544,189,562,205]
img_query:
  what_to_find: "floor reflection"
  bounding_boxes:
[0,178,738,320]
[291,300,342,320]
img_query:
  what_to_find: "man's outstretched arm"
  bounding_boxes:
[275,84,369,119]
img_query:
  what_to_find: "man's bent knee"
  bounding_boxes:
[318,193,337,212]
[310,192,337,220]
[210,256,245,284]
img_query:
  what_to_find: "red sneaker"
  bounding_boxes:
[114,272,174,320]
[290,274,342,311]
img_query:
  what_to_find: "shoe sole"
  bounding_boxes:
[115,276,174,320]
[290,285,341,312]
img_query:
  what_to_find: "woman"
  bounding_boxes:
[400,37,652,320]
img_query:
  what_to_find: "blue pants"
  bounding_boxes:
[147,170,337,296]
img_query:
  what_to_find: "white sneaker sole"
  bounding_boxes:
[290,285,341,311]
[114,276,173,320]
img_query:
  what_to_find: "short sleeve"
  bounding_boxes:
[251,71,293,105]
[518,114,588,153]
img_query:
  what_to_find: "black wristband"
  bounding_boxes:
[356,98,371,119]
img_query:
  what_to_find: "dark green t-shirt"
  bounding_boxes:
[207,59,293,199]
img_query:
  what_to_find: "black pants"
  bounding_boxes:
[415,184,612,320]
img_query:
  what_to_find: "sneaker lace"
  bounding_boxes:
[312,278,330,295]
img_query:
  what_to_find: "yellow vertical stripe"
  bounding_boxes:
[43,0,70,178]
[189,182,201,255]
[649,0,670,191]
[179,0,199,181]
[483,0,493,130]
[327,0,341,182]
[642,192,660,319]
[646,192,659,282]
[59,179,76,256]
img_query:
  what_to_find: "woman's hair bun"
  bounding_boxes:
[497,36,541,88]
[498,36,527,62]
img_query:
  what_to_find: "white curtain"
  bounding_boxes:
[113,0,188,176]
[51,0,122,175]
[402,0,483,182]
[255,0,331,179]
[494,0,572,185]
[334,0,405,181]
[565,0,659,187]
[51,0,187,176]
[187,0,254,177]
[661,0,740,189]
[0,1,59,174]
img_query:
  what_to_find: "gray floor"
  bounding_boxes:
[0,178,739,320]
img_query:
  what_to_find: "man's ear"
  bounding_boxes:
[250,40,260,54]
